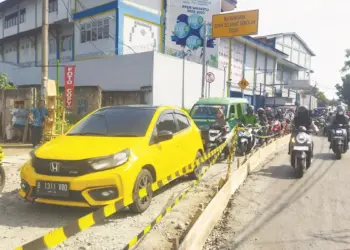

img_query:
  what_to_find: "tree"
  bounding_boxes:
[0,72,16,89]
[341,49,350,73]
[304,86,330,106]
[335,74,350,108]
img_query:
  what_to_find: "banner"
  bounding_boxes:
[165,0,221,67]
[64,65,75,108]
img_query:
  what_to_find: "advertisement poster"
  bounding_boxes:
[64,66,75,108]
[218,38,244,86]
[165,0,221,67]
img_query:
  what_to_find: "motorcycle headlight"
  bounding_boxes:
[296,133,307,144]
[336,130,343,135]
[87,149,130,171]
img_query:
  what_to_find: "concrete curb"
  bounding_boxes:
[178,135,290,250]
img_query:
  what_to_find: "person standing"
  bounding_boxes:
[29,100,48,148]
[13,101,28,143]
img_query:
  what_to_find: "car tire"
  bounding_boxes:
[129,169,153,213]
[189,151,204,180]
[0,165,5,193]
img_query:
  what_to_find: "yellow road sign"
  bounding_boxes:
[238,78,249,89]
[212,10,259,38]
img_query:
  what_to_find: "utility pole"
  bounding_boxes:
[200,22,207,98]
[41,0,49,102]
[181,47,186,108]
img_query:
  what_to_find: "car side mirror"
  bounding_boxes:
[157,130,173,143]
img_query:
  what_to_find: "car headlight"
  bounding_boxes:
[87,149,130,171]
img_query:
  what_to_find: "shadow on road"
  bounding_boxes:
[309,229,350,245]
[254,165,296,180]
[314,153,335,160]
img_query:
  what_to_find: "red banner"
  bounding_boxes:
[64,65,75,108]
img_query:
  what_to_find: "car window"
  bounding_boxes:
[157,113,177,133]
[190,104,228,119]
[175,113,190,132]
[229,105,235,117]
[67,108,156,137]
[237,104,243,117]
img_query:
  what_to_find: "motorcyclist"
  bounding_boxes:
[288,105,319,156]
[274,108,283,120]
[242,105,259,126]
[265,107,274,121]
[214,108,229,133]
[329,105,350,149]
[257,108,268,137]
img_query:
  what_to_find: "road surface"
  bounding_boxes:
[205,135,350,250]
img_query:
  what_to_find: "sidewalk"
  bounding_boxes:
[1,143,33,149]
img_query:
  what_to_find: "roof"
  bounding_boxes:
[234,36,288,59]
[195,97,249,105]
[0,0,22,9]
[254,32,316,56]
[278,58,308,71]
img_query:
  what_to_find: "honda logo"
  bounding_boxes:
[49,162,60,172]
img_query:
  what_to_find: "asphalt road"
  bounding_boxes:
[205,135,350,250]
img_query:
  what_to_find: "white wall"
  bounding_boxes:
[3,43,17,63]
[76,0,114,12]
[19,36,36,65]
[122,15,161,55]
[152,53,226,109]
[1,52,154,90]
[243,46,255,92]
[74,11,116,60]
[120,0,163,15]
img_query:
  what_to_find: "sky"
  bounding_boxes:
[236,0,350,99]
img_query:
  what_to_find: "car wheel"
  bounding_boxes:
[189,151,204,180]
[129,169,153,213]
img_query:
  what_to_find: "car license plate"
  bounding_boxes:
[36,181,69,197]
[293,146,309,151]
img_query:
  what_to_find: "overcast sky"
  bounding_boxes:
[237,0,350,99]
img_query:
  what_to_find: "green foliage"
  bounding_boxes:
[335,75,350,107]
[0,72,16,89]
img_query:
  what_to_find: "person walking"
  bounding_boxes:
[29,100,48,148]
[13,100,28,143]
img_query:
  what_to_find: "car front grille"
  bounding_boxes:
[32,157,92,177]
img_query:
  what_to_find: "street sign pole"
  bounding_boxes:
[201,22,207,98]
[227,38,232,97]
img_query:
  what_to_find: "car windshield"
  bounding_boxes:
[190,104,228,119]
[67,107,156,137]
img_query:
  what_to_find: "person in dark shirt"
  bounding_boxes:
[329,105,350,149]
[274,108,283,120]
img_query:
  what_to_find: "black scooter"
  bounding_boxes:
[330,124,348,159]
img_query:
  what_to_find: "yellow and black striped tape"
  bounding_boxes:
[15,127,238,250]
[123,131,238,250]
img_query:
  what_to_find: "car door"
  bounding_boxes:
[173,111,195,168]
[149,111,181,180]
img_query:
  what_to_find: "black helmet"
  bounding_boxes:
[297,105,308,114]
[277,108,282,114]
[336,105,345,115]
[247,105,254,114]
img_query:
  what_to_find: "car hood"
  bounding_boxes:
[34,135,142,160]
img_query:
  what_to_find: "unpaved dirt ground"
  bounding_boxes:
[204,136,350,250]
[0,147,237,250]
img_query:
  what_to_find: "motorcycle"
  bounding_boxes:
[290,126,313,178]
[237,124,259,156]
[272,120,282,136]
[206,123,230,162]
[330,124,348,160]
[314,117,326,136]
[0,146,5,193]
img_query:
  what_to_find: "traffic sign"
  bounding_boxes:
[212,10,259,38]
[206,72,215,83]
[238,78,249,89]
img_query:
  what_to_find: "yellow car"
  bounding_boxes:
[19,105,204,213]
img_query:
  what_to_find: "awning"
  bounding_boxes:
[278,59,308,71]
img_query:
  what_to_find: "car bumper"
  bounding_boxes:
[19,161,131,207]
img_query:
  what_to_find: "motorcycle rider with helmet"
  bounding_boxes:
[288,105,319,157]
[242,105,259,126]
[274,109,283,120]
[265,107,274,122]
[257,108,268,136]
[329,105,350,149]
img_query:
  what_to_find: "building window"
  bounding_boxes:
[4,12,18,29]
[19,9,26,24]
[61,35,72,52]
[49,0,58,13]
[49,38,56,54]
[80,18,110,43]
[77,99,88,116]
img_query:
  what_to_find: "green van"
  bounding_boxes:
[189,97,249,132]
